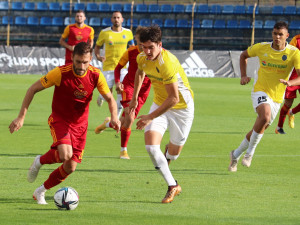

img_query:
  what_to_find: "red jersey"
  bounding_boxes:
[61,24,94,63]
[40,64,109,124]
[289,35,300,80]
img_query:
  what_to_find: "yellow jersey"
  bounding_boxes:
[137,48,194,109]
[247,42,300,103]
[96,27,134,71]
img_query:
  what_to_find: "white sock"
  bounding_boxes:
[146,145,176,186]
[121,147,127,152]
[117,94,123,118]
[105,122,110,128]
[38,184,47,192]
[246,130,263,156]
[233,137,249,160]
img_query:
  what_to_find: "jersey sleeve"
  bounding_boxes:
[61,25,70,39]
[290,36,297,47]
[96,72,110,95]
[293,50,300,70]
[96,30,105,47]
[137,54,143,71]
[118,50,129,67]
[89,27,95,41]
[247,43,260,57]
[162,61,178,85]
[40,67,62,88]
[127,30,134,46]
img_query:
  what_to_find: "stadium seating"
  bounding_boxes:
[101,17,112,27]
[185,5,195,13]
[24,2,35,11]
[176,19,189,28]
[192,19,201,28]
[2,16,13,25]
[263,20,276,29]
[160,4,172,13]
[15,16,26,25]
[89,17,101,27]
[148,4,160,13]
[86,3,98,12]
[99,3,110,12]
[74,3,85,11]
[111,3,122,12]
[164,19,176,28]
[197,5,209,14]
[136,4,147,13]
[173,4,185,13]
[40,17,52,26]
[254,20,263,29]
[52,17,64,26]
[27,16,39,26]
[284,6,296,15]
[201,19,213,28]
[123,3,134,13]
[239,20,251,28]
[37,2,48,11]
[49,2,60,12]
[0,1,8,11]
[139,18,151,26]
[152,19,163,27]
[126,18,138,28]
[233,5,246,14]
[272,5,284,15]
[214,19,226,29]
[64,17,75,26]
[289,20,300,30]
[246,5,259,14]
[210,5,222,14]
[61,2,72,12]
[11,2,23,11]
[227,20,238,29]
[222,5,234,14]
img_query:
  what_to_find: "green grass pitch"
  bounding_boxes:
[1,74,300,225]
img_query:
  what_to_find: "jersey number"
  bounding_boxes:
[258,96,267,104]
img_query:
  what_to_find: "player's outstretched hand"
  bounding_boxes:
[9,117,24,134]
[240,76,251,85]
[136,114,152,130]
[110,118,121,133]
[279,79,290,86]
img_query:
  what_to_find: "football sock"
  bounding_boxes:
[40,149,62,165]
[43,164,69,190]
[117,94,123,118]
[121,147,127,152]
[233,137,249,160]
[121,127,131,149]
[146,145,176,186]
[292,103,300,114]
[277,104,290,128]
[246,130,263,156]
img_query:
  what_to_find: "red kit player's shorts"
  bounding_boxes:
[48,114,87,163]
[121,78,151,117]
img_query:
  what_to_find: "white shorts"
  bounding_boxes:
[144,101,194,146]
[102,69,128,89]
[251,91,281,125]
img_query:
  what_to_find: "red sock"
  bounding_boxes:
[40,149,61,165]
[44,165,69,190]
[292,103,300,114]
[121,127,131,148]
[278,104,290,128]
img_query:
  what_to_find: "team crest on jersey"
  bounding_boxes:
[76,35,83,41]
[282,55,287,61]
[74,84,87,99]
[122,35,126,39]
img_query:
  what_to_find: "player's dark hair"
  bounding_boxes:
[135,26,146,36]
[73,42,92,56]
[139,25,162,44]
[274,21,288,30]
[76,10,85,16]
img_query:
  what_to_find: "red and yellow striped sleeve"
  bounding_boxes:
[40,67,62,88]
[61,25,70,39]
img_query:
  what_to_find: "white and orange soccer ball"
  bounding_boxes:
[54,187,79,210]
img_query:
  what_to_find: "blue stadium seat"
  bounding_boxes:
[214,19,226,29]
[102,17,112,27]
[2,16,13,25]
[284,6,296,15]
[52,17,64,26]
[222,5,234,14]
[40,17,52,26]
[246,5,259,15]
[111,3,122,12]
[210,5,222,14]
[15,16,26,25]
[148,4,159,13]
[272,5,284,15]
[99,3,110,12]
[136,4,147,13]
[197,5,209,14]
[0,1,8,10]
[173,4,185,13]
[86,3,98,12]
[177,19,189,28]
[289,20,300,30]
[239,20,251,29]
[74,3,85,11]
[139,18,151,26]
[263,20,275,29]
[227,20,238,29]
[64,17,75,26]
[185,5,196,13]
[27,16,39,26]
[254,20,263,29]
[11,2,23,11]
[152,19,163,27]
[233,5,246,14]
[192,19,201,28]
[126,18,138,28]
[201,19,213,28]
[61,3,72,12]
[89,17,101,27]
[49,2,60,11]
[37,2,48,11]
[24,2,35,11]
[123,3,135,13]
[164,19,176,28]
[160,4,172,13]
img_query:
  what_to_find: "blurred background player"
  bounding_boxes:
[228,22,300,172]
[9,42,120,205]
[129,25,194,203]
[59,10,94,64]
[95,26,151,160]
[94,11,134,118]
[275,34,300,134]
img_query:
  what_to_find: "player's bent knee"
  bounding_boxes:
[166,151,179,161]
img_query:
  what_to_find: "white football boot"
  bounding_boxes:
[27,155,42,183]
[228,150,238,172]
[33,185,48,205]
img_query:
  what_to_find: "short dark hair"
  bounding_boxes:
[139,25,162,44]
[274,21,288,30]
[76,10,85,15]
[73,42,92,56]
[135,26,146,36]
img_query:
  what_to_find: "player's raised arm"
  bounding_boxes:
[240,50,251,85]
[9,80,45,133]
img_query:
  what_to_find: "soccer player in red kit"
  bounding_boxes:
[59,10,94,64]
[276,34,300,134]
[95,26,151,159]
[9,42,120,205]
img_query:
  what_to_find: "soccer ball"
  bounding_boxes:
[54,187,79,210]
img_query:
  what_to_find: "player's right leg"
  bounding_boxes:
[95,117,111,134]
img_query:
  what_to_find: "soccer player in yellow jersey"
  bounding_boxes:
[229,21,300,172]
[94,11,134,118]
[129,25,194,203]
